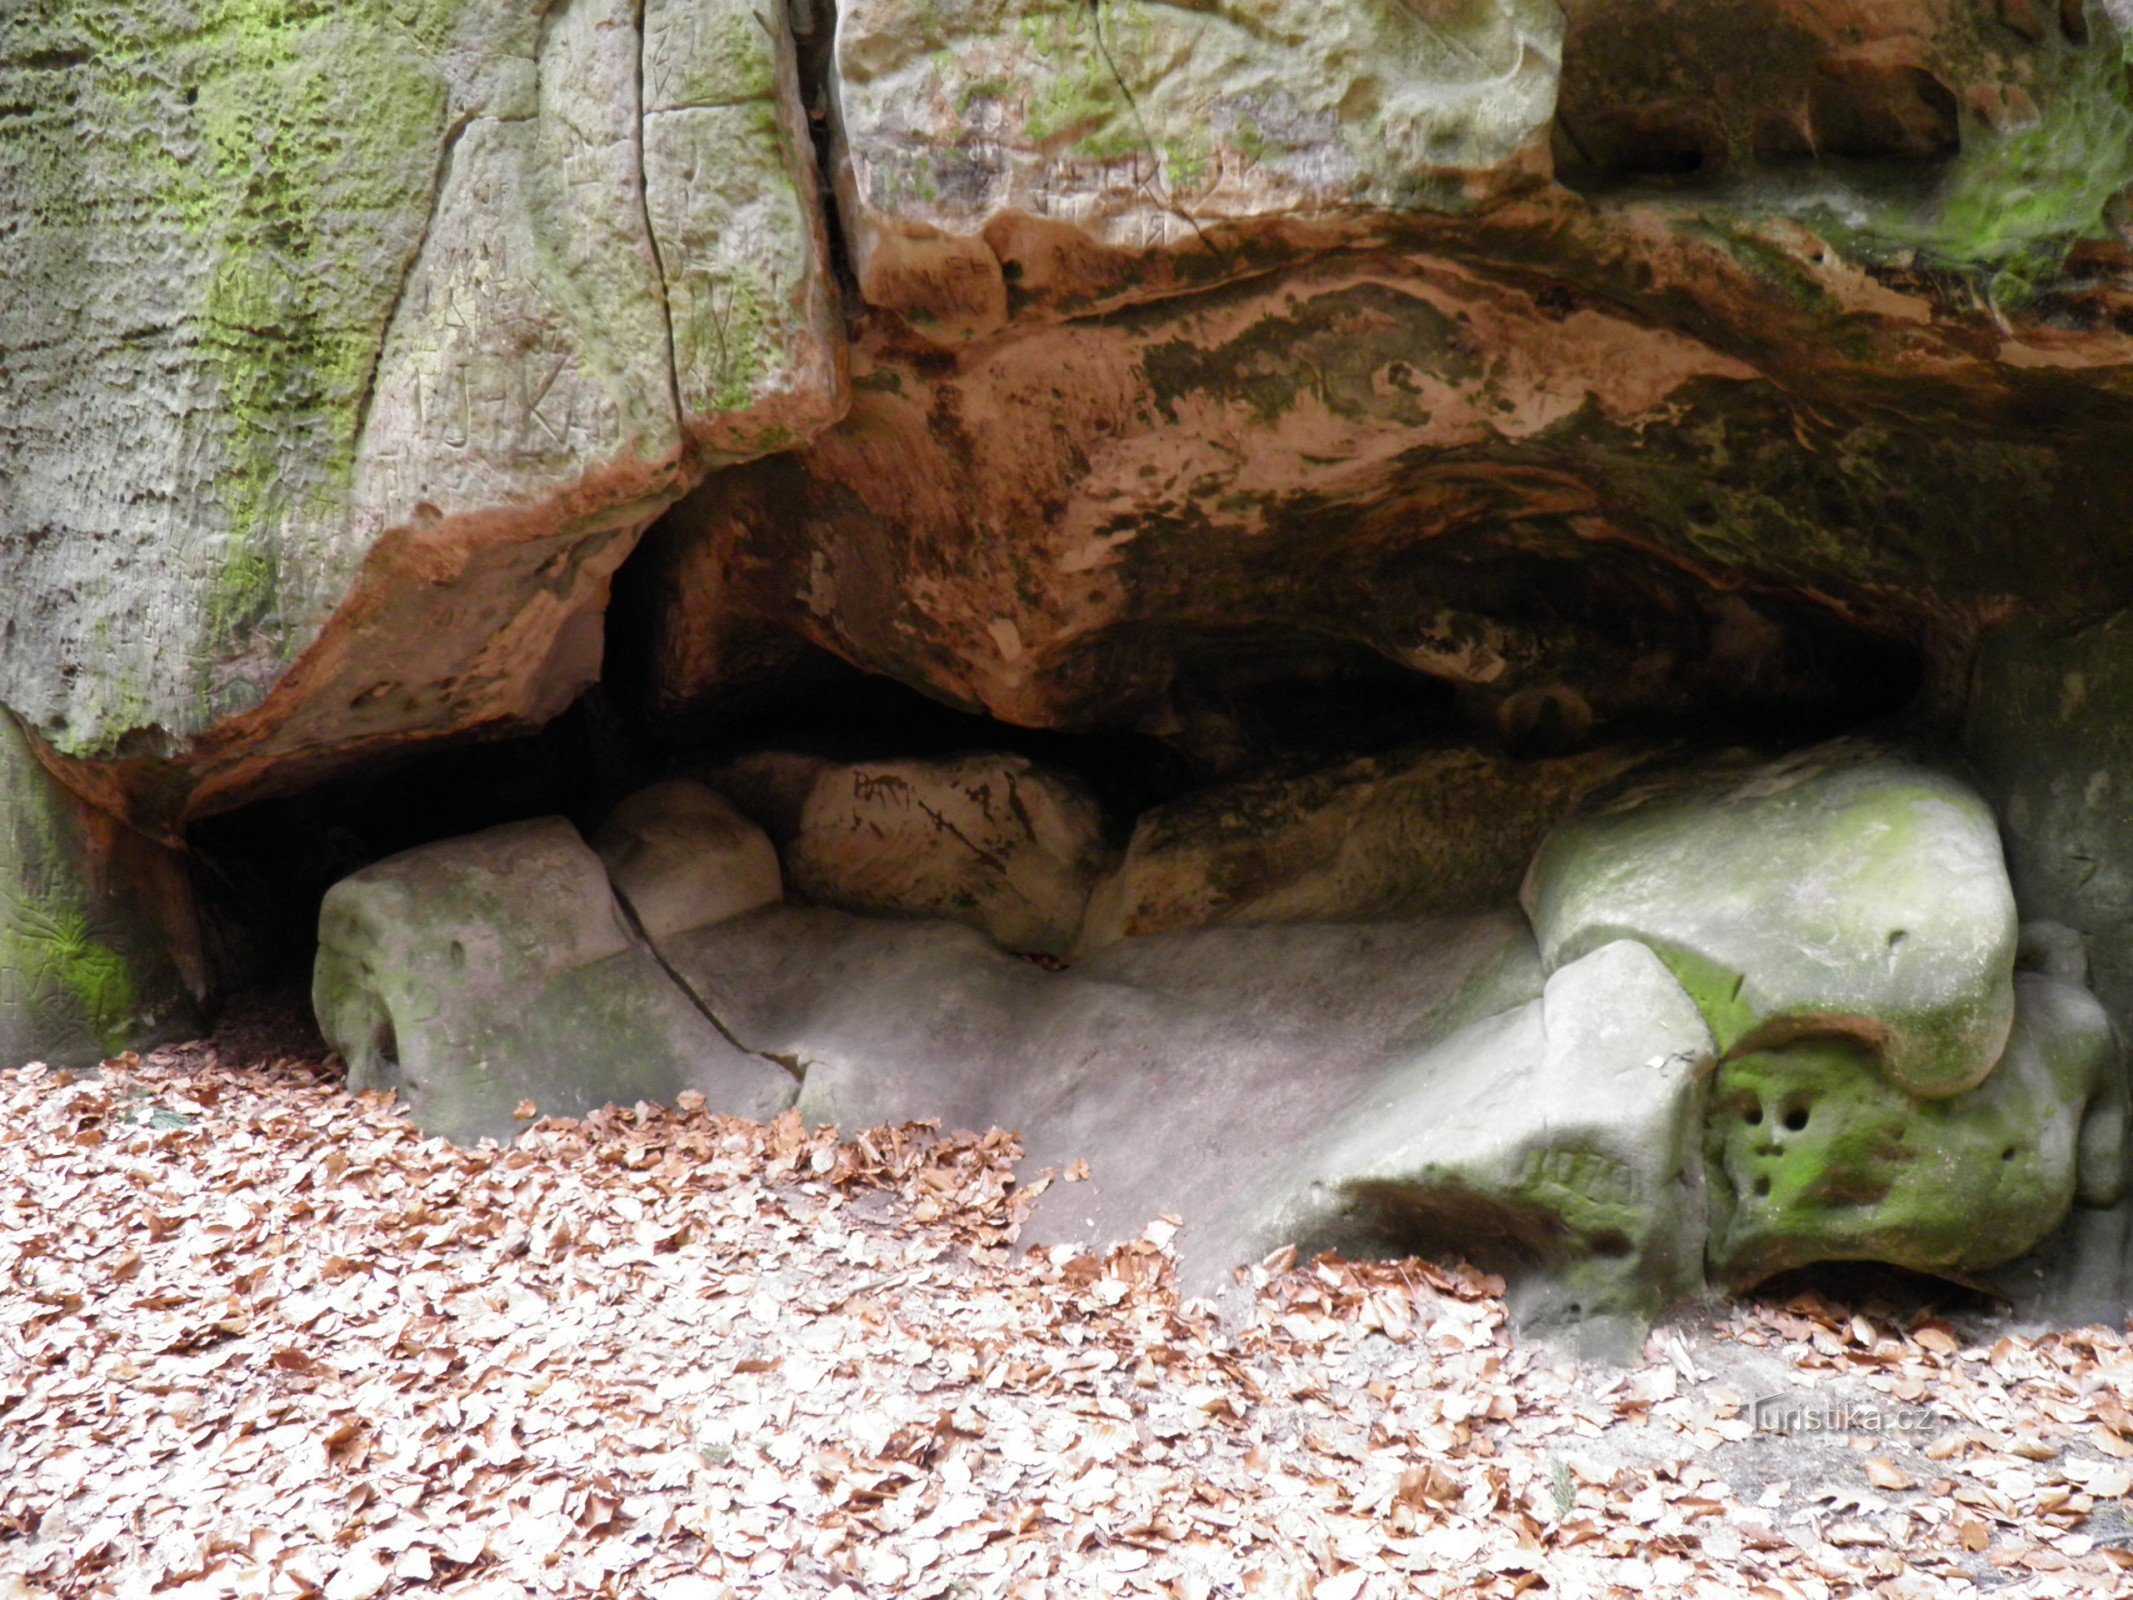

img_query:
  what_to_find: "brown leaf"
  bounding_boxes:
[1864,1458,1912,1491]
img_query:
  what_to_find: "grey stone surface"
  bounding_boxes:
[593,780,783,943]
[1966,613,2133,1325]
[659,908,1725,1350]
[1524,740,2020,1099]
[830,0,1561,331]
[1272,939,1716,1358]
[1969,611,2133,1030]
[658,903,1555,1284]
[314,818,795,1145]
[644,0,847,460]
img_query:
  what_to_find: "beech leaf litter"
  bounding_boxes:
[6,1037,2133,1599]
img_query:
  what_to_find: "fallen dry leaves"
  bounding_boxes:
[3,1043,2133,1599]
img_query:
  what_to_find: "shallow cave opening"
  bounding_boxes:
[188,692,650,993]
[189,559,1934,1027]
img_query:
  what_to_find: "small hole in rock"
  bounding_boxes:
[1783,1105,1810,1132]
[1744,1106,1764,1125]
[1754,1176,1773,1197]
[449,940,467,970]
[2002,1146,2018,1162]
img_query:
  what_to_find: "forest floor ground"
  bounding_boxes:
[4,1006,2132,1600]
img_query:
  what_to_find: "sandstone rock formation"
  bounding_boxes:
[1969,613,2133,1026]
[1275,937,1717,1354]
[10,0,2133,1345]
[593,779,784,943]
[312,748,2117,1348]
[1523,741,2021,1098]
[1,0,843,816]
[1705,972,2124,1289]
[0,716,200,1069]
[719,752,1115,956]
[1967,612,2133,1321]
[631,3,2133,763]
[829,0,1562,332]
[1078,743,1642,953]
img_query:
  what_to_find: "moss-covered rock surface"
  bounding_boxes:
[0,716,198,1067]
[0,0,843,813]
[1706,975,2124,1287]
[1525,741,2020,1098]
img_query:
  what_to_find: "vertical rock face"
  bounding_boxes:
[1966,610,2133,1318]
[0,0,844,813]
[829,0,1563,331]
[1970,613,2133,1026]
[0,718,199,1068]
[643,0,846,457]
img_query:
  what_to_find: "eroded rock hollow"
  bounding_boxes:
[10,0,2133,1348]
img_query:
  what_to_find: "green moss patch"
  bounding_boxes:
[1822,4,2133,299]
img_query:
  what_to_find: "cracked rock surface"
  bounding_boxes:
[0,0,843,813]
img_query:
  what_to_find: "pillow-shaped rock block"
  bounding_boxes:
[1272,940,1716,1358]
[0,716,200,1068]
[314,818,795,1145]
[593,780,783,943]
[831,0,1562,331]
[1704,972,2126,1290]
[775,754,1115,957]
[1523,740,2019,1098]
[1078,744,1646,953]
